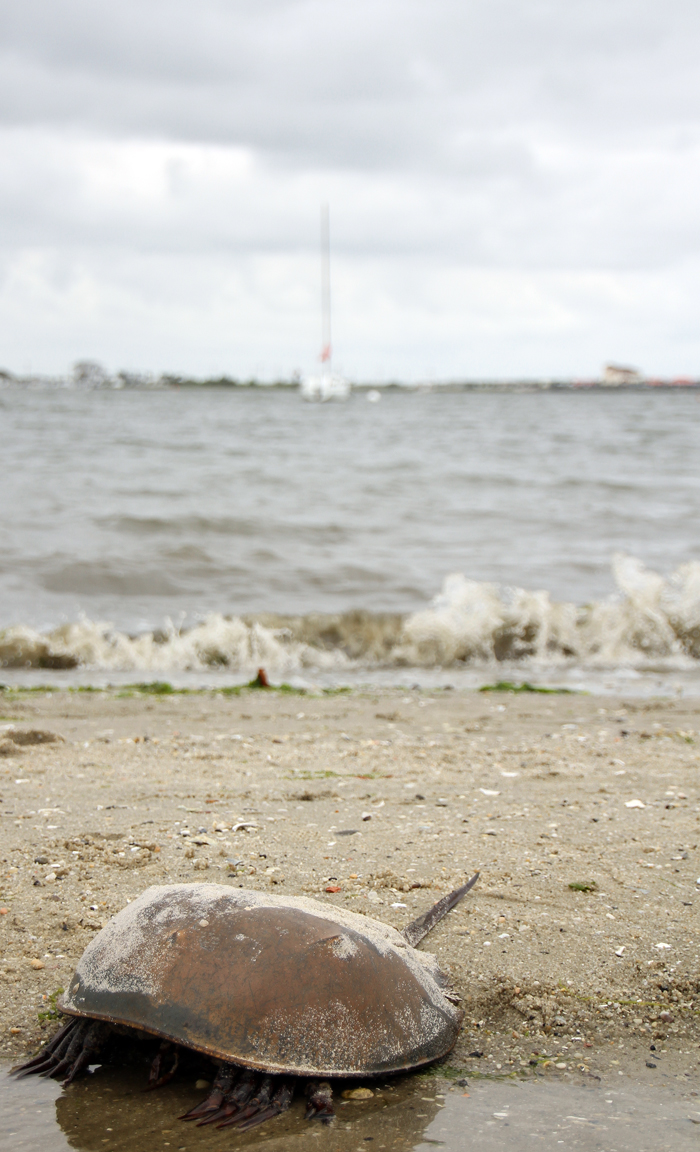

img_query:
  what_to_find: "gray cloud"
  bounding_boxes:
[3,2,700,153]
[0,0,699,378]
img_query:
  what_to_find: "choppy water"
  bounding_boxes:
[1,386,700,683]
[2,1064,700,1152]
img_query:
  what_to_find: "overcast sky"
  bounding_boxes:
[1,0,700,380]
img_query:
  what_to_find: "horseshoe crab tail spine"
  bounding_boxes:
[401,871,479,947]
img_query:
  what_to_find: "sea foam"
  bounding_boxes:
[1,555,699,673]
[398,555,700,667]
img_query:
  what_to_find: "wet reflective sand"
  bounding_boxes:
[3,1063,700,1152]
[1,1070,69,1151]
[418,1078,700,1151]
[2,1062,440,1152]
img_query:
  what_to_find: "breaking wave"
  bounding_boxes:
[1,555,700,674]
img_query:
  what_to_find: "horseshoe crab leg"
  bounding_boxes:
[235,1080,293,1131]
[62,1022,110,1085]
[11,1020,77,1078]
[145,1041,180,1090]
[16,1018,109,1084]
[305,1079,334,1121]
[194,1067,257,1126]
[11,1020,75,1077]
[46,1020,91,1080]
[216,1073,275,1128]
[179,1063,238,1121]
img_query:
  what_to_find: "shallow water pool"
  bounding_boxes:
[3,1064,700,1152]
[4,1059,700,1152]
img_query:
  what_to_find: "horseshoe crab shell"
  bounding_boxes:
[60,883,464,1077]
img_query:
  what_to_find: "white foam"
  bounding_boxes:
[2,555,700,672]
[0,614,349,674]
[399,554,700,667]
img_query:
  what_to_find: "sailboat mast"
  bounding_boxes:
[320,203,331,370]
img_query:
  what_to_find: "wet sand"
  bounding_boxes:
[4,1060,700,1152]
[1,685,699,1088]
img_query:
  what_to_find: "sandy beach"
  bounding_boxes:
[1,684,699,1087]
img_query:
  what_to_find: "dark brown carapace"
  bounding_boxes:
[13,875,478,1132]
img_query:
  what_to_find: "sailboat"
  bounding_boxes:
[300,205,350,401]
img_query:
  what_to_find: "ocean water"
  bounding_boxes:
[1,384,700,685]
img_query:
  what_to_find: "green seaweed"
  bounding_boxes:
[568,881,597,892]
[243,674,306,694]
[287,769,339,779]
[123,681,176,695]
[38,987,65,1022]
[479,681,574,694]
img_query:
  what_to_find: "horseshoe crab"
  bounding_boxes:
[13,873,478,1131]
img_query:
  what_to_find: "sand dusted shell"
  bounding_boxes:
[60,883,463,1077]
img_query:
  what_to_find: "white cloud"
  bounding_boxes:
[1,0,700,378]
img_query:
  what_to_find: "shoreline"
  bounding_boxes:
[3,662,700,698]
[1,685,699,1085]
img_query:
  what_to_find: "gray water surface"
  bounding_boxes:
[417,1078,700,1151]
[2,387,700,632]
[2,1065,700,1152]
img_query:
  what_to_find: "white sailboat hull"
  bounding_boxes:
[300,372,351,402]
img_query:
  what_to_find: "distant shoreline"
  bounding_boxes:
[2,372,700,392]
